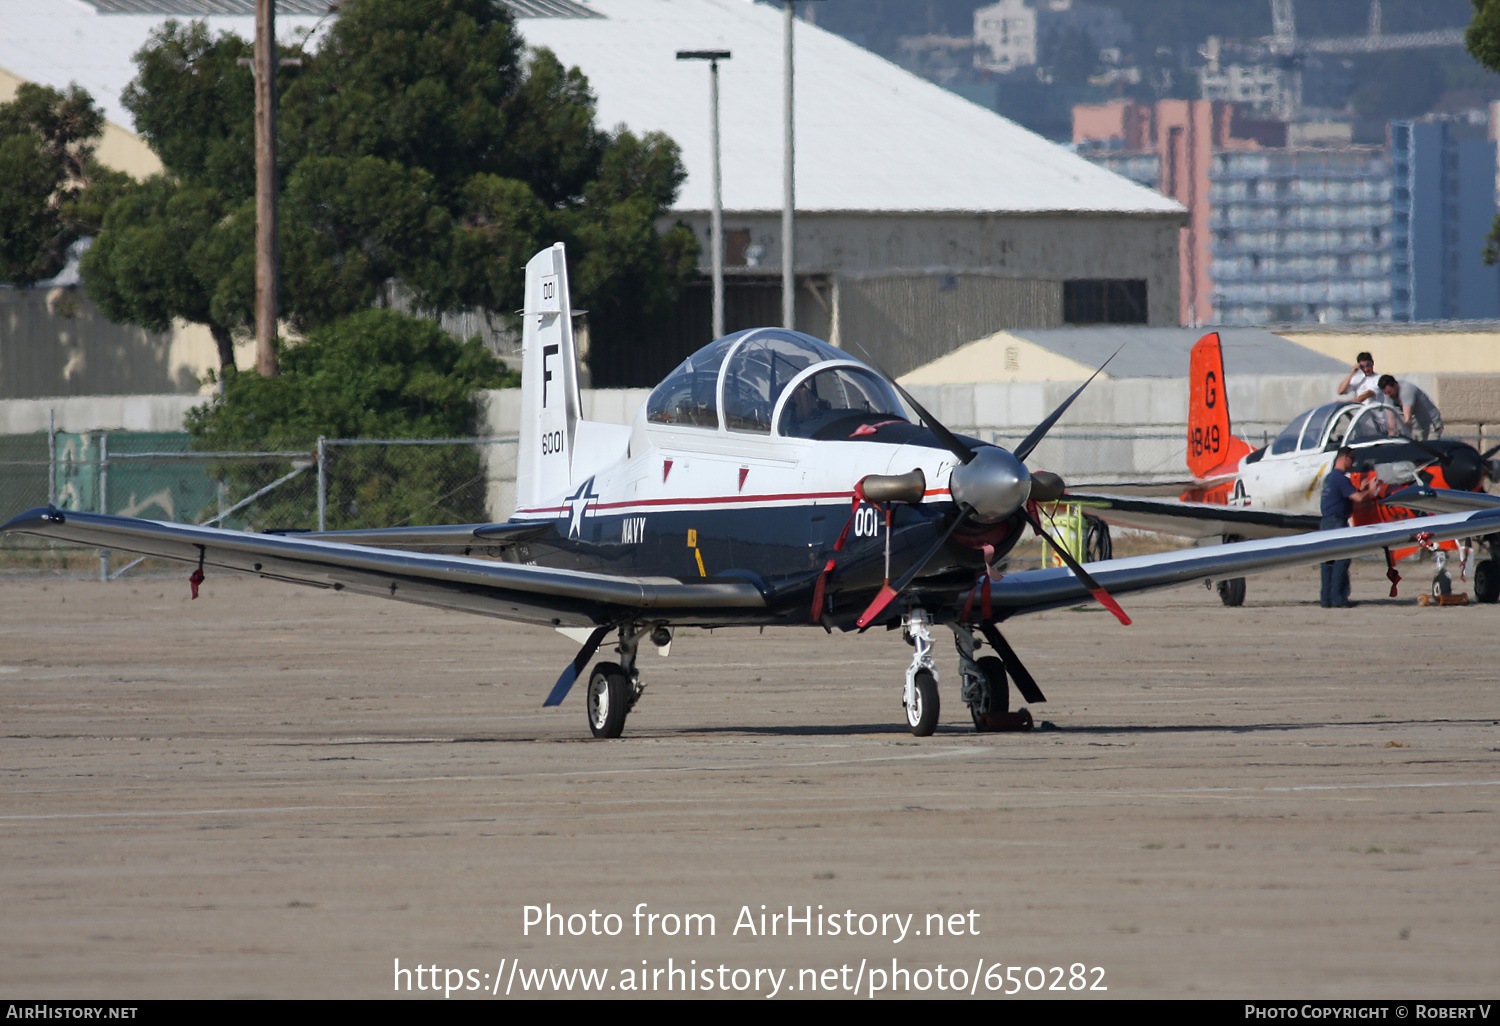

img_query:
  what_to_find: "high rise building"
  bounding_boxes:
[1390,118,1500,321]
[1076,99,1394,325]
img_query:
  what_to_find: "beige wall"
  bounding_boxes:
[1281,330,1500,375]
[0,64,162,179]
[899,331,1098,384]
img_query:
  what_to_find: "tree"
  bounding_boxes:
[80,0,697,378]
[0,83,130,285]
[186,308,517,528]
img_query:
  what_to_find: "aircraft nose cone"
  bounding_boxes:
[950,446,1031,521]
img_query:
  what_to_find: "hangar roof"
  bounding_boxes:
[900,327,1347,384]
[0,0,327,135]
[0,0,1182,219]
[517,0,1184,217]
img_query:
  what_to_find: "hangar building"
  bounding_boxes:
[1,0,1184,393]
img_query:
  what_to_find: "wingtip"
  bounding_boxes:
[1,505,66,534]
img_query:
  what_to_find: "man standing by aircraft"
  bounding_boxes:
[1338,352,1380,404]
[1378,374,1444,440]
[1320,446,1378,608]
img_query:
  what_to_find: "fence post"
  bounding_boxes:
[317,435,327,532]
[99,432,109,582]
[47,409,56,506]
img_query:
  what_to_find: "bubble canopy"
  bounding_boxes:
[645,329,907,438]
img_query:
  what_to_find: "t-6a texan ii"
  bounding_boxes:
[8,246,1500,738]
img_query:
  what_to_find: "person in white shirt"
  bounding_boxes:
[1338,352,1379,404]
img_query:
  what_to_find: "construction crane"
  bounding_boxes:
[1220,0,1468,119]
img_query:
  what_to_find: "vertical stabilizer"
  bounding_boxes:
[517,244,582,510]
[1187,332,1251,480]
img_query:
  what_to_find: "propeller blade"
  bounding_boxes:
[853,343,975,465]
[856,505,974,628]
[543,624,612,706]
[1023,507,1131,626]
[1406,438,1451,465]
[1013,344,1125,462]
[977,623,1046,704]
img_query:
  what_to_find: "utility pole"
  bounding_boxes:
[254,0,279,376]
[677,50,731,340]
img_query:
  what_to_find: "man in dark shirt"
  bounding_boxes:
[1320,446,1377,608]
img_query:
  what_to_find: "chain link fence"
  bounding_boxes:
[0,432,518,578]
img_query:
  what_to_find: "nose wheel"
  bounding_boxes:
[905,669,940,736]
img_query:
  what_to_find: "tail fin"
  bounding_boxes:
[1187,332,1251,480]
[516,243,582,510]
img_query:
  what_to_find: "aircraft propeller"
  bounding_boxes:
[852,344,1129,628]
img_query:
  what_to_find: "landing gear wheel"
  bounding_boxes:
[586,661,630,739]
[1217,577,1246,607]
[1432,571,1453,598]
[970,655,1010,732]
[905,669,939,737]
[1475,559,1500,603]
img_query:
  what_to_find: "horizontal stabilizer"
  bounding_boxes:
[276,521,557,554]
[1067,491,1320,540]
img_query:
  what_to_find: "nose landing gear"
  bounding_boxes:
[902,609,940,736]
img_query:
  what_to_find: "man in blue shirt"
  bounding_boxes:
[1320,446,1377,607]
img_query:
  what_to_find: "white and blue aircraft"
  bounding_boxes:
[9,245,1500,739]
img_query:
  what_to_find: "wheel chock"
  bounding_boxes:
[975,708,1034,731]
[1417,593,1469,607]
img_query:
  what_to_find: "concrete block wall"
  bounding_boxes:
[0,394,206,435]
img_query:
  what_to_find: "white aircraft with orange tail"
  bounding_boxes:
[7,251,1500,740]
[1068,333,1500,606]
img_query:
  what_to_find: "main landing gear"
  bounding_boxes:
[584,623,658,738]
[898,608,1037,736]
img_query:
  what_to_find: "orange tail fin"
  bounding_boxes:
[1187,332,1251,480]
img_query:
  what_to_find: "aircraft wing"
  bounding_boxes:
[1,507,765,628]
[1066,491,1320,540]
[983,507,1500,618]
[1382,486,1500,517]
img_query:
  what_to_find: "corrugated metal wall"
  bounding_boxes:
[0,291,202,399]
[836,272,1063,377]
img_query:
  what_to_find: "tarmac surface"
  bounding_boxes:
[1,562,1496,999]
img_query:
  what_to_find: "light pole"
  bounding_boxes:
[781,2,824,331]
[782,0,795,330]
[677,49,731,340]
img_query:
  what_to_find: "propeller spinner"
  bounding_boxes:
[949,446,1031,523]
[852,343,1128,628]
